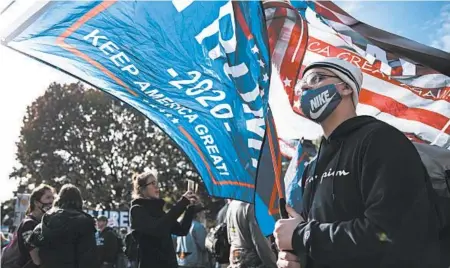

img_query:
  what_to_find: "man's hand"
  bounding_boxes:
[273,205,304,250]
[277,251,301,268]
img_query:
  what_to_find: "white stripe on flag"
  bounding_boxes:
[431,119,450,146]
[243,104,264,117]
[248,139,263,150]
[240,85,260,102]
[357,104,449,147]
[272,19,296,67]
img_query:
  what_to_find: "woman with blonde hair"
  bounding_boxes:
[130,170,197,268]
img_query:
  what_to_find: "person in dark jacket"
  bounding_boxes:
[125,232,138,268]
[129,170,197,268]
[96,215,120,268]
[28,184,98,268]
[273,57,440,268]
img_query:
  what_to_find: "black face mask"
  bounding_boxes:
[37,201,53,213]
[300,83,343,123]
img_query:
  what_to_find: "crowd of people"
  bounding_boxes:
[1,58,449,268]
[0,172,277,268]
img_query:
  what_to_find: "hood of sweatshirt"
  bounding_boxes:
[40,208,96,242]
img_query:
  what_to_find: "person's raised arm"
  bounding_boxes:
[171,205,196,236]
[131,191,195,237]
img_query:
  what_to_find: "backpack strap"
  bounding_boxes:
[129,204,141,262]
[129,204,141,237]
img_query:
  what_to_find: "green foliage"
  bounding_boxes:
[10,82,221,215]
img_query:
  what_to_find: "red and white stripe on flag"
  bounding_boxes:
[265,0,450,148]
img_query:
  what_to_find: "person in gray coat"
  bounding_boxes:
[226,200,276,268]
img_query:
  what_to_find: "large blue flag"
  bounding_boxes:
[1,1,271,203]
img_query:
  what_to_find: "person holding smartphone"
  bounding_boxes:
[130,170,197,268]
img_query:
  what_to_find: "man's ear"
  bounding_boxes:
[337,83,353,97]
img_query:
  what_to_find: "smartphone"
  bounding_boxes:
[187,179,195,192]
[187,179,198,193]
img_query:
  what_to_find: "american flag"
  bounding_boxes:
[265,0,450,149]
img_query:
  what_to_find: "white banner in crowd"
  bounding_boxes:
[85,210,130,228]
[13,194,30,227]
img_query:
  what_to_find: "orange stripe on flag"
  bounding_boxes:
[268,185,278,215]
[58,1,117,41]
[267,120,283,197]
[56,0,138,96]
[266,117,283,215]
[178,126,255,189]
[233,2,253,40]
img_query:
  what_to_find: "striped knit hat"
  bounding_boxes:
[302,58,363,105]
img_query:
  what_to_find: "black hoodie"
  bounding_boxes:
[130,197,194,268]
[97,226,120,265]
[293,116,440,268]
[29,208,97,268]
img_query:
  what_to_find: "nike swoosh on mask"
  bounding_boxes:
[310,93,336,120]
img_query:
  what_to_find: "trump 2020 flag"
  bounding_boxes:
[1,1,272,202]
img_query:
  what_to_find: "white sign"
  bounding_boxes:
[85,210,129,228]
[13,194,30,226]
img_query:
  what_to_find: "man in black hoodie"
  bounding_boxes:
[96,215,120,268]
[273,58,440,268]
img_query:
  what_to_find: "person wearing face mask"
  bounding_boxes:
[129,170,197,268]
[273,58,440,268]
[14,184,55,268]
[28,183,98,268]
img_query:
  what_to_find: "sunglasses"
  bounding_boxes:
[142,180,158,188]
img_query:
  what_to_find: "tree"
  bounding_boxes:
[10,82,221,213]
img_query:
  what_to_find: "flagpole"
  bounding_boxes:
[0,0,15,16]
